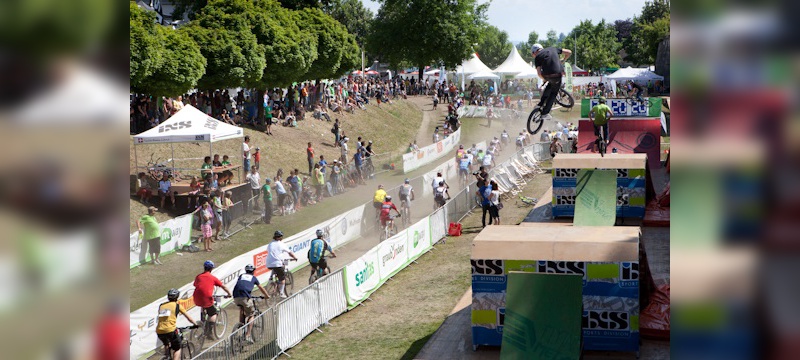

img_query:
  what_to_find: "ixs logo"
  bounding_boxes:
[381,243,405,266]
[619,262,639,287]
[555,195,576,205]
[355,261,375,287]
[537,261,586,277]
[554,168,579,178]
[158,120,192,133]
[204,118,219,130]
[582,310,629,331]
[617,169,629,178]
[471,259,504,275]
[253,250,269,276]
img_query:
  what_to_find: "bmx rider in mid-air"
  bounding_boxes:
[531,43,572,123]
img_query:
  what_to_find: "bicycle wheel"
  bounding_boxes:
[598,139,607,157]
[556,89,575,108]
[189,327,205,351]
[266,282,279,307]
[251,313,265,340]
[213,309,228,339]
[284,272,294,296]
[230,324,243,355]
[309,271,319,285]
[181,341,195,360]
[527,108,544,134]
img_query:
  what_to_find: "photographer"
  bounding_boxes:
[474,166,489,188]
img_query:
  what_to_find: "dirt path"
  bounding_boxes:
[411,96,447,148]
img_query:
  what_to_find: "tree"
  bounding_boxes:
[296,7,360,80]
[130,3,163,90]
[614,19,633,43]
[250,0,318,87]
[476,25,512,69]
[187,0,266,90]
[324,0,374,44]
[541,30,559,48]
[624,0,670,65]
[518,31,540,63]
[562,19,621,71]
[368,0,488,81]
[558,32,567,44]
[131,3,205,97]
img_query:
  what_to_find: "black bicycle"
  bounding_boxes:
[230,296,266,355]
[597,125,608,157]
[527,82,575,135]
[161,325,199,360]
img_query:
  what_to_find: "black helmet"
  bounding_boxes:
[245,264,255,273]
[167,288,180,301]
[274,230,284,238]
[316,229,324,238]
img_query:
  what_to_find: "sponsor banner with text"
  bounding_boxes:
[129,215,192,268]
[402,128,461,173]
[343,248,381,307]
[406,217,431,261]
[376,231,409,280]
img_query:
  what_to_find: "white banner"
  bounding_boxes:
[406,217,431,261]
[402,128,461,173]
[377,232,409,281]
[129,215,193,268]
[130,204,366,359]
[344,248,380,306]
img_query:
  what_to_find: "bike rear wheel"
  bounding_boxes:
[527,108,544,134]
[556,89,575,108]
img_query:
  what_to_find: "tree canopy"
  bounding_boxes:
[623,0,670,65]
[475,25,512,69]
[324,0,374,45]
[561,19,621,71]
[130,3,205,97]
[368,0,488,78]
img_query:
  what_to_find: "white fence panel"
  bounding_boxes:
[276,287,322,350]
[316,269,347,324]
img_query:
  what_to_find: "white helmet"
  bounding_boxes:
[531,43,543,54]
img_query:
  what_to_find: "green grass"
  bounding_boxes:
[284,172,553,360]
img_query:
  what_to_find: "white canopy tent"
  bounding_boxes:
[456,53,495,90]
[468,70,500,80]
[133,105,245,180]
[493,46,537,75]
[606,66,665,81]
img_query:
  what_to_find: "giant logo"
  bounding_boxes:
[536,261,586,276]
[471,259,504,275]
[158,120,192,133]
[355,261,375,287]
[582,310,630,330]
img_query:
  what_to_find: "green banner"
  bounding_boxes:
[573,169,617,226]
[501,272,583,360]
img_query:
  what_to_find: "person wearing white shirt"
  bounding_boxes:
[482,151,495,171]
[245,167,261,210]
[266,231,297,298]
[340,138,349,164]
[432,172,445,192]
[242,135,252,172]
[274,176,288,216]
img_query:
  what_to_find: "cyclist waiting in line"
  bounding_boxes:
[373,184,387,218]
[380,195,402,228]
[267,231,298,298]
[233,264,269,343]
[589,97,614,152]
[398,178,415,206]
[458,154,471,182]
[157,288,199,360]
[455,144,466,164]
[531,43,572,122]
[309,229,337,277]
[434,181,450,209]
[193,260,232,340]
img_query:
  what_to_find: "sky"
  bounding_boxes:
[363,0,648,44]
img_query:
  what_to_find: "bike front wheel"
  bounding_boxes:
[599,139,607,157]
[213,309,228,339]
[181,341,195,359]
[284,272,294,297]
[251,313,265,340]
[556,89,575,108]
[527,108,544,134]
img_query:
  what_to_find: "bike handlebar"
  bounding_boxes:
[178,325,200,331]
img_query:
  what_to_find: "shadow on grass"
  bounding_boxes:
[399,332,436,360]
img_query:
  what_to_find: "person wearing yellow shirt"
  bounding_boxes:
[156,288,198,360]
[373,184,387,219]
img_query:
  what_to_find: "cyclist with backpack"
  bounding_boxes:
[157,289,199,360]
[434,181,450,209]
[398,178,415,209]
[232,265,269,343]
[308,229,337,278]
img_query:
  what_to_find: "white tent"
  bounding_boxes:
[606,66,664,81]
[469,70,500,80]
[455,53,494,75]
[493,46,537,75]
[133,105,245,179]
[134,105,243,144]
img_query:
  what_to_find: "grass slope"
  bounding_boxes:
[129,100,422,231]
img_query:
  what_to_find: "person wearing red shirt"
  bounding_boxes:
[379,195,401,227]
[193,260,232,339]
[306,142,315,175]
